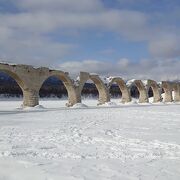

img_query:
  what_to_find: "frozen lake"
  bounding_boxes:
[0,99,180,180]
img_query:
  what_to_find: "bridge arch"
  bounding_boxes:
[0,63,41,107]
[128,80,149,103]
[0,68,25,90]
[146,80,161,103]
[0,67,26,106]
[171,82,180,102]
[78,72,110,105]
[39,70,79,107]
[161,81,173,102]
[108,77,131,103]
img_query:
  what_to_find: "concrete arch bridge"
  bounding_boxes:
[0,63,179,107]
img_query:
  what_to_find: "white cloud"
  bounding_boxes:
[0,0,179,79]
[0,35,75,66]
[58,58,180,81]
[100,48,116,55]
[149,34,180,58]
[16,0,103,12]
[0,27,12,41]
[0,2,150,65]
[59,60,114,76]
[0,9,147,34]
[117,58,129,67]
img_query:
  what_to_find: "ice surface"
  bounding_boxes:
[0,99,180,180]
[71,103,88,108]
[99,101,117,107]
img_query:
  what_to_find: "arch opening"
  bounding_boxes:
[171,83,180,102]
[108,78,131,104]
[109,83,122,101]
[171,87,175,101]
[148,87,154,103]
[148,87,153,97]
[129,80,148,103]
[39,76,68,108]
[0,69,25,89]
[160,87,164,102]
[0,72,23,98]
[81,79,99,106]
[130,85,140,103]
[79,74,110,106]
[161,88,165,94]
[0,71,23,109]
[161,87,169,102]
[147,80,161,103]
[161,82,173,102]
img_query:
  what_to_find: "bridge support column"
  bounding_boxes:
[108,77,131,103]
[66,87,81,107]
[172,83,180,102]
[23,89,39,107]
[121,88,131,103]
[161,81,173,102]
[90,74,110,105]
[147,80,161,103]
[134,80,149,103]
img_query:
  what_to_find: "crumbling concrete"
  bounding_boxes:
[0,63,77,107]
[77,72,110,105]
[172,82,180,102]
[133,80,149,103]
[0,63,179,107]
[108,77,131,103]
[146,79,161,103]
[161,81,173,102]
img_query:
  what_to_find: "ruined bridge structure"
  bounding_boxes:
[0,63,180,107]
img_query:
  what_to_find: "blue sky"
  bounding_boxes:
[0,0,179,80]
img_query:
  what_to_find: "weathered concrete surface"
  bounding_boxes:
[0,63,47,107]
[77,72,110,105]
[108,77,131,103]
[0,63,77,107]
[134,80,149,103]
[41,70,78,107]
[0,62,179,107]
[161,81,173,102]
[172,82,180,102]
[146,80,161,103]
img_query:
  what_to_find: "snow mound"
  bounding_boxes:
[71,103,88,108]
[100,101,117,107]
[20,105,45,111]
[113,98,138,105]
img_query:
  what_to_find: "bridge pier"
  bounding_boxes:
[65,87,81,107]
[134,80,149,103]
[147,80,161,103]
[108,77,131,103]
[161,81,173,102]
[77,72,110,105]
[172,83,180,102]
[23,89,39,107]
[0,62,179,107]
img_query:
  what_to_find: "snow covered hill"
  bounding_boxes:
[0,99,180,180]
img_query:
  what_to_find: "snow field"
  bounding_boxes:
[0,99,180,180]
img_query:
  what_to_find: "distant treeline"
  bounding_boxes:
[0,72,152,98]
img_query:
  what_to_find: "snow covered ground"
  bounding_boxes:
[0,98,180,180]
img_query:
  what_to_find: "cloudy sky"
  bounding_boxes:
[0,0,179,80]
